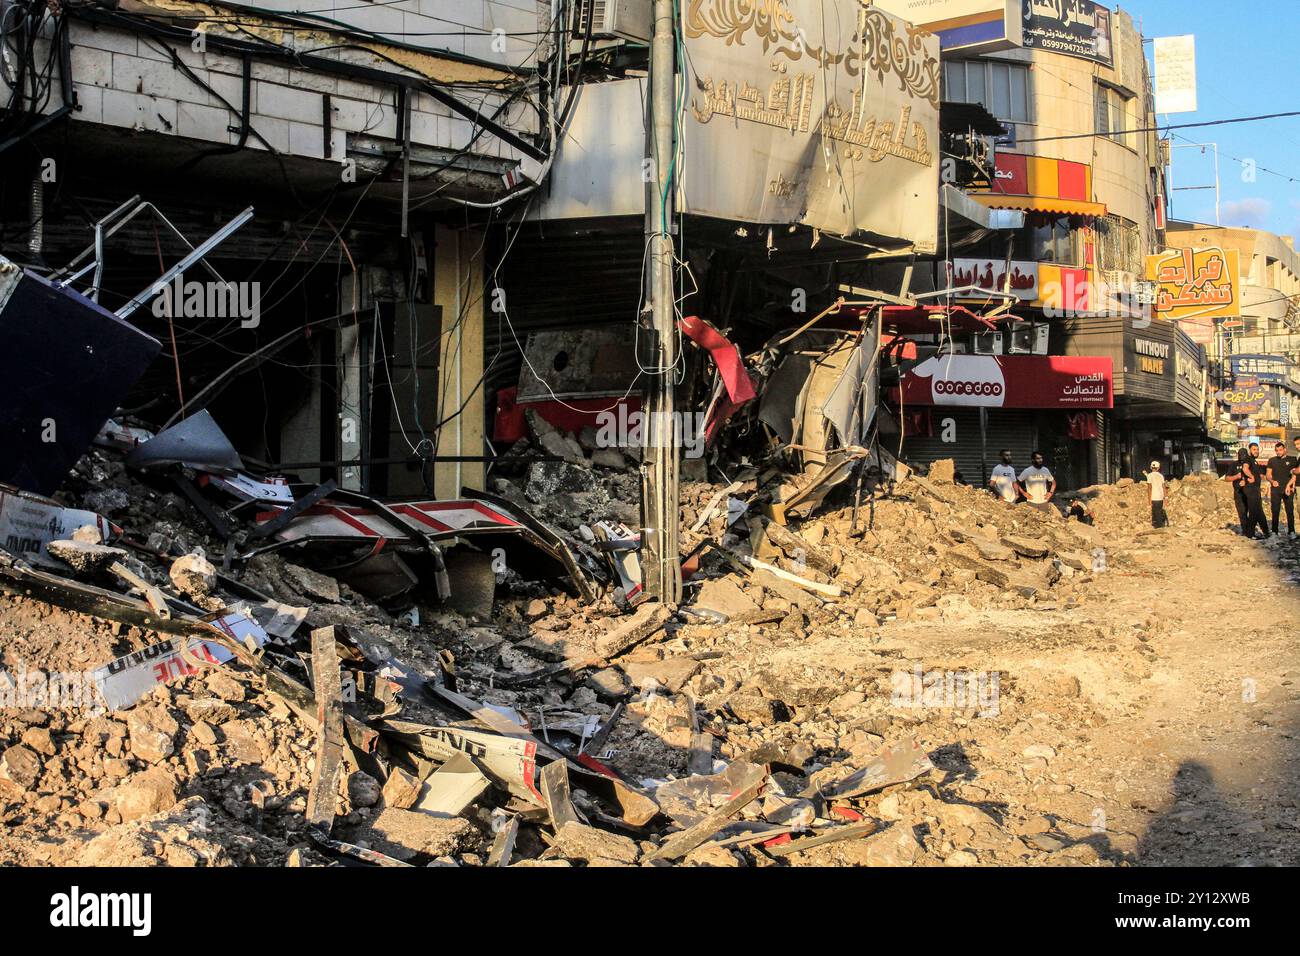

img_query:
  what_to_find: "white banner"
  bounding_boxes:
[1154,35,1197,115]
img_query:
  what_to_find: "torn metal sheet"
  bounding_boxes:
[487,814,520,867]
[654,760,766,827]
[648,762,767,861]
[90,607,270,711]
[383,720,545,807]
[680,315,758,444]
[540,759,582,830]
[248,487,594,602]
[763,820,879,857]
[0,485,115,569]
[0,255,162,495]
[126,410,243,474]
[413,753,490,818]
[592,520,644,608]
[815,736,934,800]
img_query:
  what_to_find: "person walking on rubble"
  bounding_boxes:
[1268,440,1297,536]
[1015,451,1056,512]
[988,449,1019,503]
[1145,461,1167,528]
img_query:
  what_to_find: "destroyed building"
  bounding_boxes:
[0,0,1277,872]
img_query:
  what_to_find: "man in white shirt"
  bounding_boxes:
[1016,451,1056,510]
[1145,460,1167,528]
[988,449,1019,503]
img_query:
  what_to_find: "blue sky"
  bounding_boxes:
[1132,0,1300,239]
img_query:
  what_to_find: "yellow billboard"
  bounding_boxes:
[1145,246,1241,321]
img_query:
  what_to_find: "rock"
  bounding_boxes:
[725,693,787,724]
[838,824,923,866]
[551,821,639,865]
[974,538,1016,562]
[945,849,979,866]
[522,599,549,621]
[46,539,128,574]
[585,667,633,701]
[935,802,997,829]
[181,697,238,725]
[0,744,43,792]
[853,608,879,628]
[346,771,382,808]
[622,657,702,694]
[204,672,246,703]
[103,767,180,822]
[683,843,742,867]
[79,797,228,866]
[190,721,218,746]
[1001,535,1050,559]
[381,767,422,810]
[20,727,56,756]
[71,524,104,544]
[126,706,179,763]
[927,459,955,483]
[354,808,482,862]
[1022,743,1056,760]
[693,577,760,619]
[591,448,627,470]
[169,551,218,601]
[282,563,342,602]
[1056,550,1092,571]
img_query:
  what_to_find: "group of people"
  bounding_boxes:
[1225,436,1300,539]
[985,448,1162,528]
[987,450,1057,510]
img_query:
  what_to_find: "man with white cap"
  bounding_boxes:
[1145,460,1167,528]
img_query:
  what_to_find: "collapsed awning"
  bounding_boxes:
[968,193,1107,218]
[941,184,1027,230]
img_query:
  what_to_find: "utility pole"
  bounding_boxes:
[640,0,682,606]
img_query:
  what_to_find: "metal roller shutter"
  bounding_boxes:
[901,408,1040,486]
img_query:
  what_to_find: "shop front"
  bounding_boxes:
[894,352,1113,489]
[1062,316,1209,479]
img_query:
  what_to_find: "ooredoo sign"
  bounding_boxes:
[902,354,1113,408]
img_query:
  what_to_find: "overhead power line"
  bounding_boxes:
[1016,110,1300,144]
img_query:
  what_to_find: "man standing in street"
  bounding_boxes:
[1145,461,1167,528]
[1267,440,1296,536]
[1016,451,1056,512]
[1240,442,1270,538]
[988,449,1019,504]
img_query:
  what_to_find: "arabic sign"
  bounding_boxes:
[871,0,1023,53]
[1022,0,1112,64]
[901,354,1113,408]
[1217,386,1267,406]
[1154,35,1198,114]
[953,258,1038,300]
[682,0,940,247]
[1146,247,1241,321]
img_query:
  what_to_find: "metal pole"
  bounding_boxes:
[640,0,682,606]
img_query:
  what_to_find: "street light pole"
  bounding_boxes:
[640,0,682,606]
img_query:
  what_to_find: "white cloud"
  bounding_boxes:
[1220,197,1272,228]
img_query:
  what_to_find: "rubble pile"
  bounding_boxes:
[1,405,1238,869]
[1059,472,1237,533]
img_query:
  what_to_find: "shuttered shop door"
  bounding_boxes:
[901,408,1039,485]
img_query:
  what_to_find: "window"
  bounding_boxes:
[1095,83,1135,148]
[943,59,1031,123]
[1028,216,1077,265]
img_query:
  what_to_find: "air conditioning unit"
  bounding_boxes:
[572,0,653,43]
[973,331,1003,355]
[1008,321,1038,354]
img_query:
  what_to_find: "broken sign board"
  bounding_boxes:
[0,256,162,495]
[126,409,243,474]
[414,753,491,818]
[0,485,114,568]
[384,721,544,807]
[198,471,296,504]
[90,608,270,711]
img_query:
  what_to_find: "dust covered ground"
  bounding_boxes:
[1,466,1297,867]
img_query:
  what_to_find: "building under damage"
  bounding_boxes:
[0,1,1272,866]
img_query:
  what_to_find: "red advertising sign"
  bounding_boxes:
[902,355,1113,409]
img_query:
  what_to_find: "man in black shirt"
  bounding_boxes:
[1267,441,1297,535]
[1241,442,1270,538]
